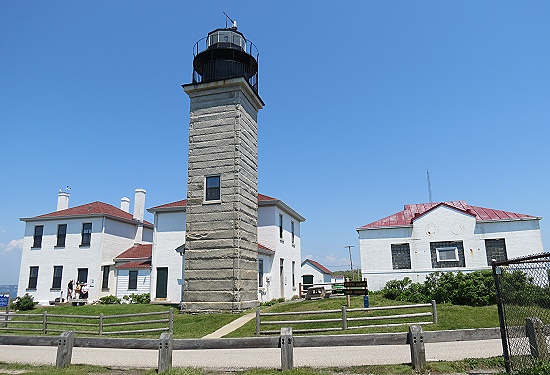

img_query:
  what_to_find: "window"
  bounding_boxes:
[430,241,465,268]
[258,259,264,287]
[77,268,88,284]
[32,225,43,248]
[391,243,411,269]
[102,266,110,290]
[291,221,295,245]
[205,175,221,201]
[279,214,283,241]
[129,270,138,290]
[51,266,63,289]
[437,247,459,262]
[485,239,508,265]
[292,261,296,288]
[81,223,92,246]
[56,224,67,247]
[28,266,39,289]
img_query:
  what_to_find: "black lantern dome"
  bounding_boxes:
[192,25,259,93]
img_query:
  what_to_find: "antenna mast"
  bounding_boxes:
[427,169,433,203]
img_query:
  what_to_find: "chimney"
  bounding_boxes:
[57,190,70,211]
[133,189,146,222]
[120,197,130,213]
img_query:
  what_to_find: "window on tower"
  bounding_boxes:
[205,175,221,202]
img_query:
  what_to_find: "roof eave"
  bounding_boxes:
[259,199,306,222]
[477,217,541,223]
[356,224,413,231]
[147,206,186,214]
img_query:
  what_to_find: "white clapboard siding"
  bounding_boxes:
[116,269,151,298]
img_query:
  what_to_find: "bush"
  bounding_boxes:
[382,270,497,307]
[516,360,550,375]
[98,295,121,304]
[122,293,150,304]
[10,294,36,311]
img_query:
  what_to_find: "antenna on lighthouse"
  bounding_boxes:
[427,169,433,203]
[223,12,237,29]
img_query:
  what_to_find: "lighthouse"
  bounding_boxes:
[182,23,264,312]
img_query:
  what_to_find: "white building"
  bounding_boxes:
[148,194,305,304]
[18,190,153,304]
[300,259,332,290]
[357,201,544,291]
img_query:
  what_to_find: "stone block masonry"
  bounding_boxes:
[183,78,264,312]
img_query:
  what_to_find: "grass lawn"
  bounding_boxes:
[227,293,499,337]
[2,293,500,339]
[3,304,243,339]
[0,357,506,374]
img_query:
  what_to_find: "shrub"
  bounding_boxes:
[98,295,121,304]
[123,293,150,304]
[10,294,36,311]
[382,270,497,307]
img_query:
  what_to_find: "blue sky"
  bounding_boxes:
[1,1,549,285]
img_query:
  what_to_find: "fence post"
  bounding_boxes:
[255,308,261,335]
[280,327,294,370]
[158,332,173,373]
[409,325,426,371]
[56,331,74,368]
[43,311,48,334]
[1,306,8,328]
[431,300,438,324]
[526,317,549,360]
[341,305,347,330]
[99,313,104,335]
[169,308,174,333]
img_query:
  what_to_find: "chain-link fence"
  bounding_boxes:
[493,252,550,373]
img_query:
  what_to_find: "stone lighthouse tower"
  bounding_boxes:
[182,23,264,312]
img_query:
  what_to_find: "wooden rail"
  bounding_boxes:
[256,301,437,334]
[0,309,173,335]
[0,326,502,372]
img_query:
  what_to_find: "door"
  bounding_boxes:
[302,275,314,290]
[156,267,168,299]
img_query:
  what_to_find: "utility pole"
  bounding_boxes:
[345,245,354,280]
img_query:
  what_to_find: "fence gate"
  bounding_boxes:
[493,252,550,373]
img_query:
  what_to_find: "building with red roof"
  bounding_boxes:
[18,189,153,304]
[147,193,305,304]
[357,201,544,290]
[301,259,332,292]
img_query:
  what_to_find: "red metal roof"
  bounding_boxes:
[116,260,151,269]
[115,244,152,259]
[359,201,538,229]
[303,259,332,274]
[31,201,153,227]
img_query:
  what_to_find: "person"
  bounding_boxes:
[80,283,89,299]
[67,280,74,300]
[75,283,81,299]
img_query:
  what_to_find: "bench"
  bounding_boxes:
[305,286,331,300]
[71,299,87,306]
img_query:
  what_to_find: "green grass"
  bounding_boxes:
[2,304,243,339]
[2,294,500,339]
[0,357,507,374]
[227,293,499,337]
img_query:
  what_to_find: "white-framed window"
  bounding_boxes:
[258,259,264,287]
[292,261,296,288]
[291,221,295,246]
[279,214,284,241]
[436,247,459,262]
[32,225,43,248]
[204,175,221,202]
[81,223,92,246]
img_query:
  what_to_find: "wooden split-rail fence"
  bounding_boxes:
[256,301,438,334]
[0,308,173,335]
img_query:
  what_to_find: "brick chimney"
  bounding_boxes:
[57,190,70,211]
